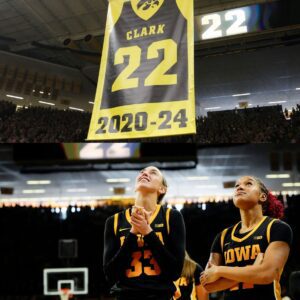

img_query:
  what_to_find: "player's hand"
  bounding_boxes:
[200,264,220,285]
[132,206,151,223]
[130,208,152,236]
[143,208,151,224]
[130,222,139,235]
[206,261,213,269]
[130,206,144,234]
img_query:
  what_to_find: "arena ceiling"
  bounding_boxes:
[0,0,260,67]
[0,144,299,204]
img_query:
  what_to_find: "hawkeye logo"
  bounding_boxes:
[131,0,164,21]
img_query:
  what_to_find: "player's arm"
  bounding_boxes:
[201,252,238,293]
[201,222,292,285]
[195,284,209,300]
[202,241,290,285]
[143,209,186,281]
[103,215,137,283]
[194,264,209,300]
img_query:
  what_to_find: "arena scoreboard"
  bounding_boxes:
[196,0,300,41]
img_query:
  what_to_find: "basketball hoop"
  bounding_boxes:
[59,288,73,300]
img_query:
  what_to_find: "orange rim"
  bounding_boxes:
[60,289,73,299]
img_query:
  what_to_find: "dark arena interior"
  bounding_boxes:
[0,143,300,299]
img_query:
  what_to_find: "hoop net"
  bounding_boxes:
[59,288,73,300]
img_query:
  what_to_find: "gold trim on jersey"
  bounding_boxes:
[231,216,267,242]
[267,218,277,243]
[125,208,131,224]
[166,207,171,234]
[114,213,119,235]
[273,268,283,300]
[149,204,161,224]
[221,228,229,252]
[273,279,282,300]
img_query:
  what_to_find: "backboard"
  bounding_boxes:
[43,268,88,296]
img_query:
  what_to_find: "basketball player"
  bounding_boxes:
[103,166,186,300]
[200,176,293,300]
[174,251,208,300]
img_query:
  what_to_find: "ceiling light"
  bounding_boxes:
[296,88,300,90]
[282,183,300,187]
[268,101,287,104]
[266,174,290,179]
[27,180,51,185]
[204,107,221,110]
[6,94,24,100]
[66,188,87,192]
[232,93,251,97]
[39,101,55,106]
[106,178,131,183]
[69,107,84,112]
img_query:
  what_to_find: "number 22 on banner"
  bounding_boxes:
[112,39,177,92]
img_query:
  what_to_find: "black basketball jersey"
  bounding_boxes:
[217,216,286,300]
[101,0,188,109]
[112,204,175,295]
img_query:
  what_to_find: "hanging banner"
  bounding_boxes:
[87,0,195,140]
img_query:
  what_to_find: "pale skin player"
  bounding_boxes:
[103,165,185,300]
[130,166,168,235]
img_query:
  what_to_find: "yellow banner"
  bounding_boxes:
[88,0,195,140]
